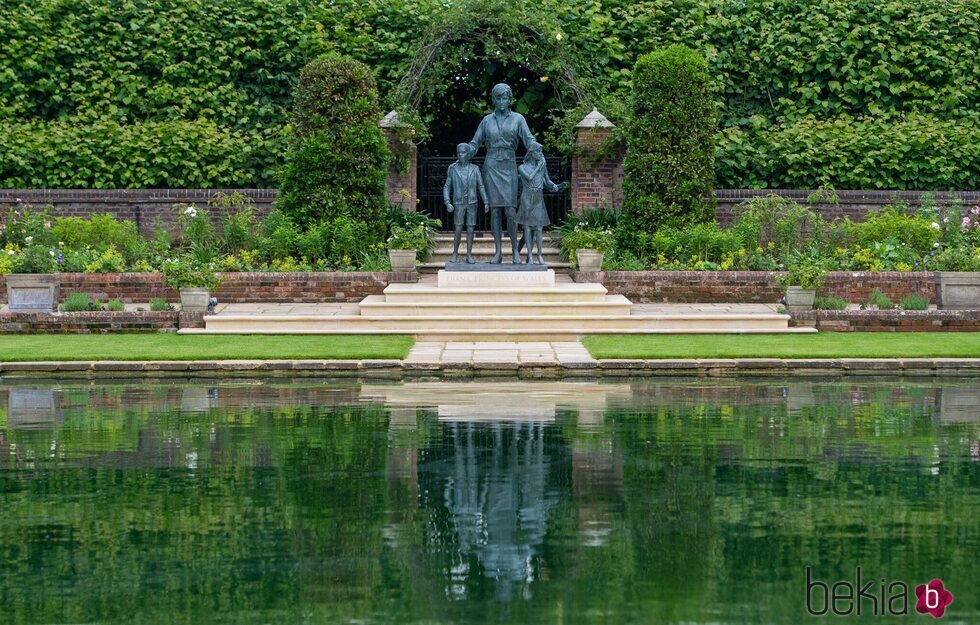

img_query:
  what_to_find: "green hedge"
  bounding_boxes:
[717,114,980,190]
[621,46,717,241]
[1,0,976,189]
[0,117,263,188]
[275,55,390,254]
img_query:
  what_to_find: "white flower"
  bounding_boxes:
[933,242,941,248]
[931,222,941,230]
[7,250,14,256]
[183,206,198,217]
[49,250,55,256]
[556,33,562,41]
[24,236,33,243]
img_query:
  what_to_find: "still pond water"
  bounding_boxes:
[1,378,978,624]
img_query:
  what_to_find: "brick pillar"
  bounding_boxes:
[572,109,623,214]
[380,111,418,210]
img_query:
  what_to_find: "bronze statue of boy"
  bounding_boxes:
[443,143,489,264]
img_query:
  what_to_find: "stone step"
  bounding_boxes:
[358,294,633,317]
[195,312,804,335]
[382,283,609,303]
[434,233,558,241]
[431,244,561,252]
[420,262,571,272]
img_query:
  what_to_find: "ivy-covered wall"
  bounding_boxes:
[1,0,976,190]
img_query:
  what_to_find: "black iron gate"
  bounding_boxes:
[418,150,570,231]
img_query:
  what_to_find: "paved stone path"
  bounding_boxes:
[404,341,596,367]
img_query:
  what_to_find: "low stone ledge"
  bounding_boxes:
[790,309,980,332]
[0,310,179,333]
[1,358,980,377]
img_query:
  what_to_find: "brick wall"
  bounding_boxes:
[0,189,277,235]
[382,128,418,209]
[599,271,937,304]
[0,311,179,334]
[571,126,624,214]
[714,189,980,226]
[790,309,980,332]
[4,188,977,230]
[1,272,413,305]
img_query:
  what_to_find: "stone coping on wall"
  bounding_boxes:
[1,359,978,378]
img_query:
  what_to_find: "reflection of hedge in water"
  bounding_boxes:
[1,0,977,189]
[0,381,978,623]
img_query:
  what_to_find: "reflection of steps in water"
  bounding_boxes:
[360,380,633,423]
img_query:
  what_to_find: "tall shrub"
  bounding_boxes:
[275,55,390,244]
[620,45,718,252]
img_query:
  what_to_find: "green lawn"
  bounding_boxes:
[0,335,414,361]
[583,333,980,359]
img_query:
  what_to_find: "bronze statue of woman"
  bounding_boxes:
[467,83,536,264]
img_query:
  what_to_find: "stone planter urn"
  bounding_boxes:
[784,286,816,312]
[576,249,604,272]
[6,273,60,312]
[179,287,210,312]
[388,249,417,272]
[935,272,980,309]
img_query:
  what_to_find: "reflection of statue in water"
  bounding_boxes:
[467,83,536,264]
[425,421,561,602]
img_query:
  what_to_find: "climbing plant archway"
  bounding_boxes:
[388,0,596,152]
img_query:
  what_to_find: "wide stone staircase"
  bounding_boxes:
[187,268,814,340]
[422,232,569,273]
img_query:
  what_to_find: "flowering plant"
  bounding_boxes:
[386,225,431,251]
[559,225,615,265]
[162,255,221,290]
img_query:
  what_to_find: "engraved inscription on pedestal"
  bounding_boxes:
[9,287,54,312]
[438,269,556,288]
[6,274,59,312]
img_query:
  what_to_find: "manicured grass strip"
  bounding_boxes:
[0,335,414,361]
[582,333,980,360]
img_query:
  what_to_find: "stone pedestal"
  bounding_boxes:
[6,274,60,312]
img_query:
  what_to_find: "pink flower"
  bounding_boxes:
[962,216,972,230]
[915,579,953,618]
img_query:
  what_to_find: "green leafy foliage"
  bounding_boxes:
[60,293,99,312]
[620,46,717,253]
[149,298,174,312]
[864,289,896,310]
[106,299,126,312]
[813,296,849,311]
[899,293,929,311]
[275,55,390,263]
[0,0,977,189]
[162,256,221,290]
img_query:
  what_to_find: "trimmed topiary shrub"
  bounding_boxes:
[619,45,718,253]
[275,54,390,249]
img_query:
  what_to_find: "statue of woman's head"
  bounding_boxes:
[490,83,513,112]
